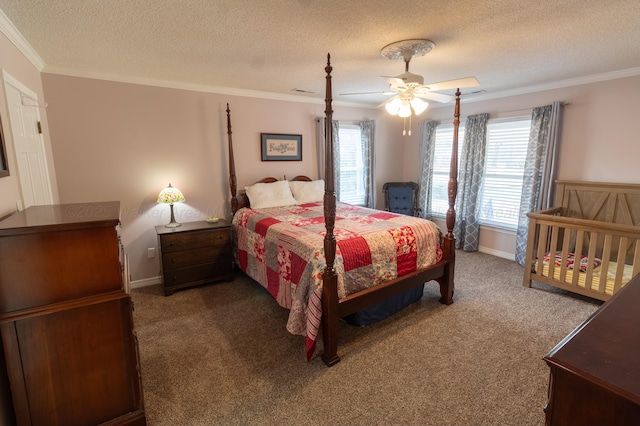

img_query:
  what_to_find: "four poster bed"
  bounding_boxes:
[226,55,461,366]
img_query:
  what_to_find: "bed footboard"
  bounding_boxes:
[523,210,640,301]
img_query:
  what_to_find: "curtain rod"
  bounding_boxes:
[435,102,570,125]
[496,102,570,115]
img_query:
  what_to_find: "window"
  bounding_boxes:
[431,124,464,216]
[478,119,531,229]
[337,125,366,205]
[430,117,531,230]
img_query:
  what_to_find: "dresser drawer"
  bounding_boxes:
[163,261,233,287]
[162,245,232,271]
[160,228,229,252]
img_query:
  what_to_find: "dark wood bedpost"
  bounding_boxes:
[321,54,340,367]
[227,103,238,215]
[437,89,460,305]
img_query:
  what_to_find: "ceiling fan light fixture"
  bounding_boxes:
[384,97,403,115]
[410,97,428,115]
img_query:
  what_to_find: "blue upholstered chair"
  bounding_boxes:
[383,182,421,216]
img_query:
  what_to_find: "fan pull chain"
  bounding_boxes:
[402,116,412,136]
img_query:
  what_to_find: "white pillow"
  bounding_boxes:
[244,180,297,209]
[289,179,325,203]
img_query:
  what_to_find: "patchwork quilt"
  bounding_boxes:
[232,202,443,360]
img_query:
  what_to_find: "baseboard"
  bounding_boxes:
[478,246,515,261]
[130,276,161,289]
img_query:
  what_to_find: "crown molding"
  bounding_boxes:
[0,8,45,71]
[454,67,640,106]
[41,65,373,109]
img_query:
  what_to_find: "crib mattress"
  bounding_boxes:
[536,260,634,296]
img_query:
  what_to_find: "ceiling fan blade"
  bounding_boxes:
[413,91,456,103]
[340,91,397,96]
[424,77,480,91]
[382,76,407,89]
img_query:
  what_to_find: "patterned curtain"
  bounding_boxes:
[314,118,340,195]
[418,120,438,219]
[515,102,562,265]
[454,113,489,251]
[359,120,376,208]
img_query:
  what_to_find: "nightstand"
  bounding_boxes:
[155,220,233,296]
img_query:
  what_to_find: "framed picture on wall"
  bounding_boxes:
[260,133,302,161]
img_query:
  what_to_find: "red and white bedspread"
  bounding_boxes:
[232,202,443,360]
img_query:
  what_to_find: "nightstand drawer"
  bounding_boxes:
[162,245,231,271]
[163,261,233,286]
[160,229,229,252]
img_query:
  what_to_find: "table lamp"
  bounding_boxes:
[157,183,185,227]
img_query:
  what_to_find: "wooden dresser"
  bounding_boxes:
[543,273,640,425]
[0,202,145,425]
[156,220,233,296]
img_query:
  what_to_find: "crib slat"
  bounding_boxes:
[536,224,549,278]
[548,226,560,279]
[559,229,571,282]
[572,230,585,287]
[613,237,628,294]
[586,232,599,292]
[599,234,613,294]
[633,240,640,277]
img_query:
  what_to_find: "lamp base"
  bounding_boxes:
[165,203,181,228]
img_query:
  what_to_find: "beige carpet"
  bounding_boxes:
[131,250,600,425]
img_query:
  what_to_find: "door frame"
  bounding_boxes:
[2,70,53,207]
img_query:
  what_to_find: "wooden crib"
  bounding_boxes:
[523,180,640,301]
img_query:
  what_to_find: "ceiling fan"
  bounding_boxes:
[341,39,480,117]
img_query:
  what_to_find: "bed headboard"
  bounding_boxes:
[555,180,640,226]
[232,175,312,213]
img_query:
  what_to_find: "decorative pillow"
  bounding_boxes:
[289,179,325,203]
[244,180,297,209]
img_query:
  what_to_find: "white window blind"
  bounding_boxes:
[431,124,464,216]
[338,125,366,205]
[478,118,531,229]
[430,118,531,230]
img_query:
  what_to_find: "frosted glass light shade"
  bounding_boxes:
[384,97,403,115]
[410,97,428,115]
[397,101,412,118]
[385,96,428,117]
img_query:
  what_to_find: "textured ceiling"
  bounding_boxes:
[1,0,639,107]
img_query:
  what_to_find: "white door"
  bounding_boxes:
[3,72,53,208]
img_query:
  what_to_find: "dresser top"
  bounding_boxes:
[0,201,120,236]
